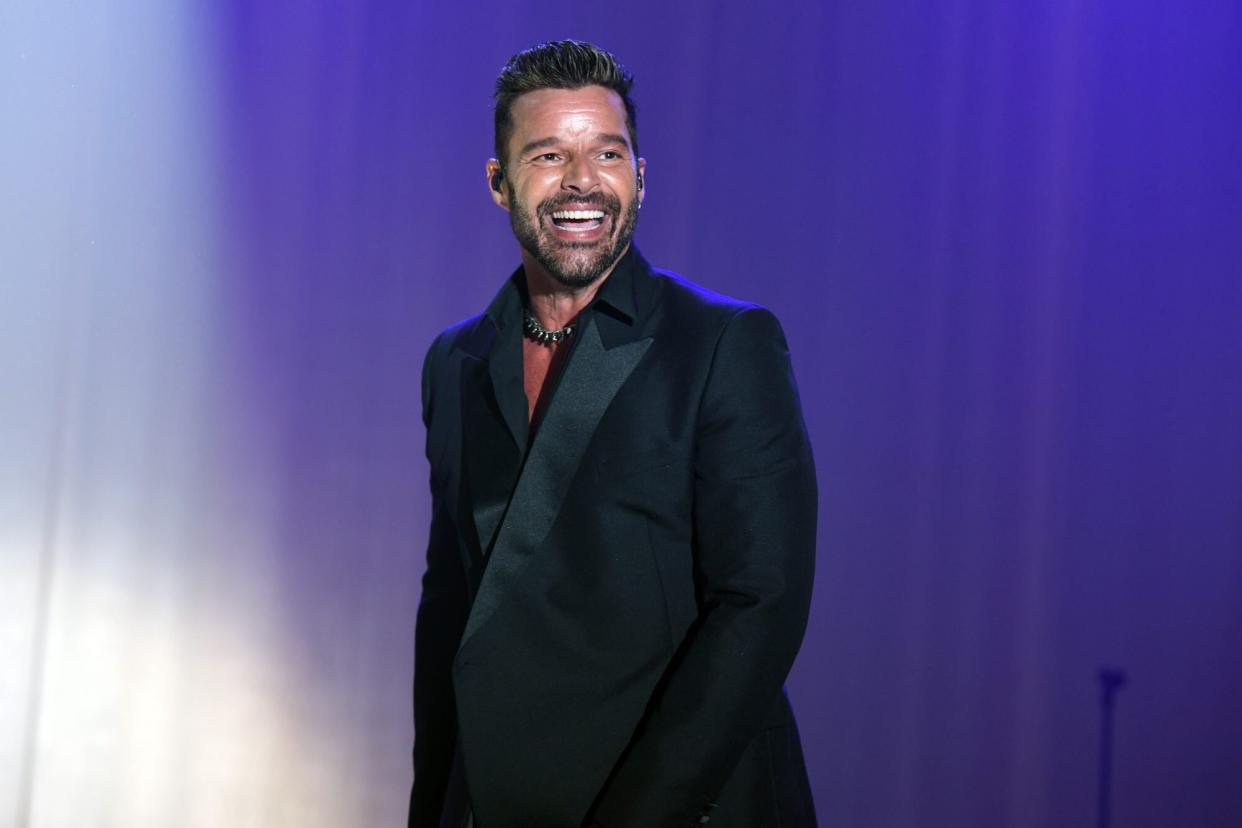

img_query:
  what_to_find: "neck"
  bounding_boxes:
[521,244,630,331]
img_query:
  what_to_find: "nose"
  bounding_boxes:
[560,154,599,194]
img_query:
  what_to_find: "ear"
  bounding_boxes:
[636,157,647,205]
[486,158,509,211]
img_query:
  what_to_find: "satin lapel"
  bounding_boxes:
[459,317,527,562]
[458,314,653,652]
[487,320,528,455]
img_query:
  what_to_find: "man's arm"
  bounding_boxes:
[409,338,470,828]
[591,306,818,828]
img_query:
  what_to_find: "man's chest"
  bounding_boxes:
[522,338,570,425]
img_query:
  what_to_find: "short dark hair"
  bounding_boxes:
[493,40,638,171]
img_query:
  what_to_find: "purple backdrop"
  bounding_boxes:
[215,2,1242,825]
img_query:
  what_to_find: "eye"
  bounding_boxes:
[536,152,561,162]
[600,150,622,160]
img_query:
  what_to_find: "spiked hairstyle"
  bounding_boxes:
[493,40,639,172]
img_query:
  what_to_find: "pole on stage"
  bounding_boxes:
[1096,667,1126,828]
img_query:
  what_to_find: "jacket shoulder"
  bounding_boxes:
[652,269,756,312]
[648,268,778,335]
[430,312,488,354]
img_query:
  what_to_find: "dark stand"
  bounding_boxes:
[1096,668,1127,828]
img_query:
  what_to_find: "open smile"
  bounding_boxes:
[545,207,610,241]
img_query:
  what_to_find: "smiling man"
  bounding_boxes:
[410,41,819,828]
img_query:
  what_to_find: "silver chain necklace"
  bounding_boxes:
[523,310,576,345]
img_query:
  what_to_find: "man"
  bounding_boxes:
[411,41,818,828]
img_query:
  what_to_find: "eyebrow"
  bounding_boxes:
[593,133,631,149]
[517,133,632,159]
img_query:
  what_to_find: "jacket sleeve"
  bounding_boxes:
[409,336,470,828]
[590,306,818,828]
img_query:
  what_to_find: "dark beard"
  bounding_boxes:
[509,191,640,289]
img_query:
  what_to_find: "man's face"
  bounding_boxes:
[488,85,645,289]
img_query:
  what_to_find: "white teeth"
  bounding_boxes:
[551,209,605,220]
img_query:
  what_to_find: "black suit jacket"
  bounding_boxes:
[410,246,818,828]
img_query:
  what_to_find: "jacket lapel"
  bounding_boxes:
[485,322,528,458]
[458,312,653,652]
[457,286,528,564]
